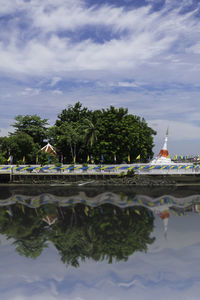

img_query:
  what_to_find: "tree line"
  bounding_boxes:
[0,102,156,164]
[0,203,155,266]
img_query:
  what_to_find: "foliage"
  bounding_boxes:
[91,106,156,163]
[126,169,135,177]
[0,102,156,163]
[0,203,155,266]
[12,115,49,145]
[0,133,39,164]
[49,102,156,163]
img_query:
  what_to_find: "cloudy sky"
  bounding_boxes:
[1,214,200,300]
[1,0,200,155]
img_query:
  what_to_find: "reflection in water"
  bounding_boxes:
[1,187,200,267]
[1,186,200,299]
[0,202,155,266]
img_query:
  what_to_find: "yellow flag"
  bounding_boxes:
[128,154,130,162]
[136,154,140,160]
[22,156,25,163]
[36,155,38,164]
[7,156,11,162]
[73,155,76,163]
[87,155,90,162]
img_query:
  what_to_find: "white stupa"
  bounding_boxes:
[150,129,174,165]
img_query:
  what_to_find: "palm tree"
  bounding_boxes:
[82,119,97,148]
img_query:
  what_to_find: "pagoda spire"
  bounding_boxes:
[150,128,172,165]
[162,128,168,151]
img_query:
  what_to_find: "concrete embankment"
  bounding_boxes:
[1,172,200,185]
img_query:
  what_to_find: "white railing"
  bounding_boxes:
[0,163,200,175]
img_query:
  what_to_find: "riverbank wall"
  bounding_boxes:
[1,172,200,185]
[1,164,200,185]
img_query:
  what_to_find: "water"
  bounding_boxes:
[0,184,200,299]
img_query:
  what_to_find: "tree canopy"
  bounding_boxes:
[12,114,49,145]
[0,102,156,164]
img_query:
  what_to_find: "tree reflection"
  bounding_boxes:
[0,204,155,267]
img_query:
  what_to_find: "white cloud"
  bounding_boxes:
[0,0,200,154]
[51,89,63,95]
[20,87,41,96]
[148,120,200,141]
[117,81,139,88]
[0,0,199,80]
[50,77,62,87]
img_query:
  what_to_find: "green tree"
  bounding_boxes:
[3,132,39,164]
[50,102,93,162]
[91,106,156,163]
[12,115,49,145]
[0,137,9,163]
[55,102,92,126]
[82,119,97,148]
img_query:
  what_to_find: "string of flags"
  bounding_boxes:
[172,155,200,161]
[6,153,200,164]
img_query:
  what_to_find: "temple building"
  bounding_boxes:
[41,142,56,155]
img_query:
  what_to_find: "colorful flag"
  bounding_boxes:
[136,154,140,160]
[7,155,13,163]
[6,206,13,217]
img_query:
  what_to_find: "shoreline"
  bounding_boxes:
[1,172,200,186]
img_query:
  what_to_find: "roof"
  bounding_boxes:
[40,142,56,155]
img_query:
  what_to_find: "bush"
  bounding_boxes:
[127,168,135,177]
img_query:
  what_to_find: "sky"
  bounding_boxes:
[1,0,200,155]
[1,214,200,300]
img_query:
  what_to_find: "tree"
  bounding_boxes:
[50,102,93,163]
[55,102,92,126]
[91,106,156,163]
[82,119,97,148]
[4,132,39,164]
[12,115,49,145]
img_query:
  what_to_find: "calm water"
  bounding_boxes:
[1,184,200,300]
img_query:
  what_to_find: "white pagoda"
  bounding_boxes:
[150,129,174,165]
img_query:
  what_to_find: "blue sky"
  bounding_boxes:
[1,0,200,155]
[1,214,200,300]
